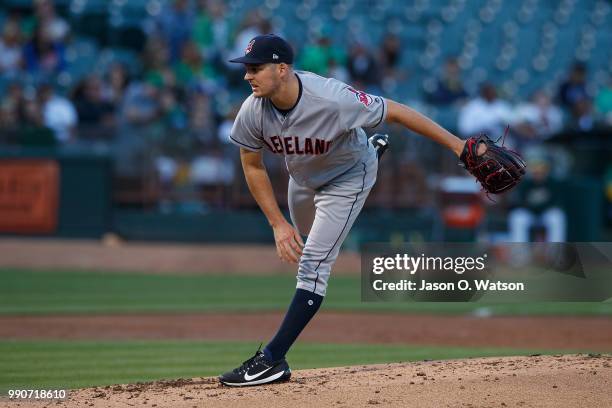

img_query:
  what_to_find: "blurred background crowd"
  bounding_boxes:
[1,0,611,241]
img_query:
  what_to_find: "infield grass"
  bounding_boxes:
[0,340,597,393]
[1,269,611,316]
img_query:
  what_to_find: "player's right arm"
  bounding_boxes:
[240,148,304,263]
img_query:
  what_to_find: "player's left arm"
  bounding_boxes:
[384,99,468,157]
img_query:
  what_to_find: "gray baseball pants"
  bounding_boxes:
[288,154,378,296]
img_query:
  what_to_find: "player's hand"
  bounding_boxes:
[272,221,304,264]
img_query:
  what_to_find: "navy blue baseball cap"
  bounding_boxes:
[229,34,294,65]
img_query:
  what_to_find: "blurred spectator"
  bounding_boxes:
[347,42,381,89]
[190,150,235,186]
[509,152,566,242]
[22,97,44,125]
[512,90,563,143]
[378,33,403,94]
[188,90,216,145]
[568,98,597,132]
[38,84,77,143]
[595,78,612,126]
[155,154,181,211]
[217,104,239,147]
[115,80,164,179]
[102,63,131,110]
[33,0,69,42]
[173,40,218,89]
[3,82,27,122]
[0,91,22,144]
[228,11,272,61]
[298,32,345,76]
[379,33,401,78]
[143,37,176,89]
[326,57,350,83]
[155,0,195,63]
[19,95,56,146]
[0,18,23,75]
[72,75,115,126]
[225,12,273,85]
[428,57,467,105]
[0,100,19,126]
[458,83,513,137]
[120,82,162,127]
[23,23,66,74]
[192,0,231,59]
[159,87,188,130]
[558,62,590,110]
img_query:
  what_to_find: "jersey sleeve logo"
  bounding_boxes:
[245,39,255,54]
[346,86,374,107]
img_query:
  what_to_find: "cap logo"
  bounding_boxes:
[245,39,255,54]
[272,53,279,60]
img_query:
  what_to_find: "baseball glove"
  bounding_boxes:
[459,133,526,194]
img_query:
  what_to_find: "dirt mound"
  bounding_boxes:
[9,354,610,407]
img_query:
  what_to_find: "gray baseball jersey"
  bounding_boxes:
[230,70,387,190]
[230,70,387,296]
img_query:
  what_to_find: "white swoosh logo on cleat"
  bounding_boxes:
[244,367,274,381]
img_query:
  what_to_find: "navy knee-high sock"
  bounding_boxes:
[263,288,323,362]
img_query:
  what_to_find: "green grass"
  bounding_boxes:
[0,340,593,393]
[1,269,611,316]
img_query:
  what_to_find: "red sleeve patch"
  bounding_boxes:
[346,86,374,107]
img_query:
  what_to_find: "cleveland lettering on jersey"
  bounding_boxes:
[230,70,387,189]
[264,135,333,155]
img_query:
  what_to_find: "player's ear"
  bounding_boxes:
[278,63,289,78]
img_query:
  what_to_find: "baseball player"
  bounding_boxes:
[219,34,523,387]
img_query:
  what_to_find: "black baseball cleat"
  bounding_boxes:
[219,346,291,387]
[369,133,390,161]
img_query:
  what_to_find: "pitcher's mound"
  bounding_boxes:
[52,354,612,407]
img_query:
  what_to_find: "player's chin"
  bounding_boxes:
[251,87,267,98]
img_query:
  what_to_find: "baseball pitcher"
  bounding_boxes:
[219,34,524,386]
